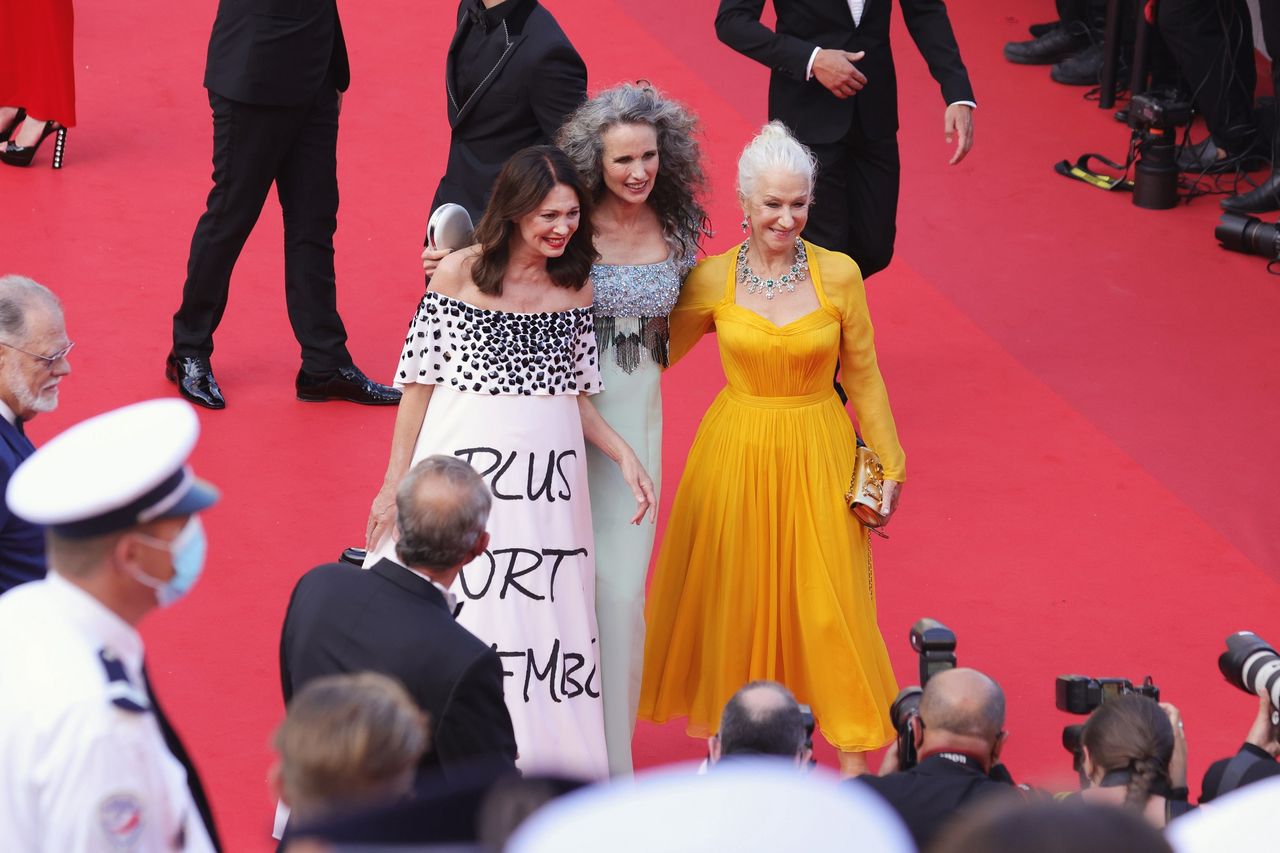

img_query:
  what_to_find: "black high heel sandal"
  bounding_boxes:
[0,120,67,169]
[0,109,27,143]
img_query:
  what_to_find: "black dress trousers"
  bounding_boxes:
[803,113,902,280]
[173,84,352,374]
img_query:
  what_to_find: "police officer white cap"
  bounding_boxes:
[6,398,219,536]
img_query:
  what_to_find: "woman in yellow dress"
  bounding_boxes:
[637,122,905,775]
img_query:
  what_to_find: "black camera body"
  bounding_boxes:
[1056,675,1160,781]
[1126,91,1193,132]
[1056,675,1161,715]
[1126,91,1192,211]
[889,618,958,770]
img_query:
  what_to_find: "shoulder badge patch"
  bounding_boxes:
[99,792,144,848]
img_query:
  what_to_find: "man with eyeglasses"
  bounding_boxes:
[0,274,72,593]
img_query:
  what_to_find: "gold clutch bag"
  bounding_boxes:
[845,444,888,531]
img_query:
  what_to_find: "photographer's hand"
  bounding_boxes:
[1161,702,1189,789]
[877,739,901,776]
[1245,694,1280,757]
[945,103,974,165]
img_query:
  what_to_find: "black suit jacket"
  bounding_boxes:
[204,0,350,106]
[1201,743,1280,802]
[279,559,517,779]
[0,417,43,593]
[431,0,587,221]
[715,0,974,142]
[857,754,1018,849]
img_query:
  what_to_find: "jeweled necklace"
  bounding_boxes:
[737,237,808,300]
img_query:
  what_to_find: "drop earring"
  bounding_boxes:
[741,217,748,233]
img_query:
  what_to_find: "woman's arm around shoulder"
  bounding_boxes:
[667,248,732,367]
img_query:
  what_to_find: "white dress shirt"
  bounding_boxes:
[0,398,16,426]
[0,573,215,852]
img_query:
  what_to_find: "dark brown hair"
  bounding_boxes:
[471,146,597,295]
[1080,695,1173,811]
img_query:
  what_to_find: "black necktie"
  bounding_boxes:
[143,665,223,853]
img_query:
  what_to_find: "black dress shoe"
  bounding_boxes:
[1050,43,1105,86]
[1029,21,1059,38]
[166,353,226,410]
[1222,171,1280,214]
[1004,27,1088,65]
[296,365,402,405]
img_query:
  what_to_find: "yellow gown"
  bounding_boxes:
[637,241,906,751]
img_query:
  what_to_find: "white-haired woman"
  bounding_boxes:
[637,122,905,775]
[557,82,709,776]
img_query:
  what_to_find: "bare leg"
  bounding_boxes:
[838,750,869,778]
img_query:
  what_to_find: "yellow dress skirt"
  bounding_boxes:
[638,242,906,751]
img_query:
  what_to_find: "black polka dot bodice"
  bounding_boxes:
[396,291,602,396]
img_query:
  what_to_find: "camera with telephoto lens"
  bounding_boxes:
[1216,213,1280,262]
[888,618,957,770]
[1057,675,1160,780]
[1219,632,1280,715]
[1126,91,1192,210]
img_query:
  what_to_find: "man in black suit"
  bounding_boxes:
[716,0,975,278]
[430,0,586,226]
[169,0,400,411]
[857,668,1019,849]
[0,275,71,593]
[280,455,517,780]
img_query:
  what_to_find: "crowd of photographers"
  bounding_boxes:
[1003,0,1280,263]
[268,619,1280,851]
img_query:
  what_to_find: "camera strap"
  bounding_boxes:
[1218,749,1269,796]
[1054,154,1135,192]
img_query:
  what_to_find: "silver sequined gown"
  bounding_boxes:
[589,254,693,775]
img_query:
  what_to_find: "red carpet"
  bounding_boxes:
[3,1,1279,847]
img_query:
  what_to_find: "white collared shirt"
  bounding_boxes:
[849,0,865,26]
[0,397,16,426]
[0,573,215,852]
[406,566,459,613]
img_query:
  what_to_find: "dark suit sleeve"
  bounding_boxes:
[530,42,587,141]
[715,0,816,81]
[279,581,303,707]
[433,651,518,775]
[899,0,975,104]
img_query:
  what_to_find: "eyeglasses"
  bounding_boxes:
[0,340,75,370]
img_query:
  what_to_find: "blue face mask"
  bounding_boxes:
[127,517,208,607]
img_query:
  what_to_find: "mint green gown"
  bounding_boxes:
[589,254,692,775]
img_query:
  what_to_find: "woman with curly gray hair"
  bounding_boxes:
[556,82,709,776]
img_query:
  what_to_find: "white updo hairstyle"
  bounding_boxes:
[736,121,817,204]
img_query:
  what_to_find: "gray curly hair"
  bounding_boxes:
[557,82,710,261]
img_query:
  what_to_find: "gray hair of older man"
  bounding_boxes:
[394,455,492,570]
[0,275,62,343]
[919,668,1006,743]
